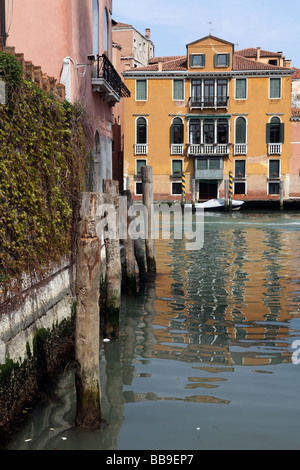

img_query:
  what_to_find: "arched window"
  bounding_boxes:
[92,0,99,56]
[270,116,281,143]
[103,7,109,53]
[171,118,184,144]
[235,117,246,144]
[136,117,147,144]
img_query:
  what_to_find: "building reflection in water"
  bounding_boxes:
[6,213,300,450]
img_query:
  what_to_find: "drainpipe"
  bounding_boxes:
[0,0,6,47]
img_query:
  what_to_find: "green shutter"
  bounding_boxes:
[174,80,184,100]
[236,118,246,144]
[280,123,285,143]
[136,80,147,100]
[236,79,246,99]
[266,123,271,143]
[214,54,218,67]
[203,54,206,67]
[171,123,175,144]
[189,54,194,68]
[270,78,281,99]
[226,53,230,67]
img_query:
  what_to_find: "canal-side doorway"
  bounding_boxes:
[198,180,218,200]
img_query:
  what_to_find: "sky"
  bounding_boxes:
[112,0,300,68]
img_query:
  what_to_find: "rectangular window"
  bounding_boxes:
[136,79,147,100]
[173,79,184,100]
[172,182,182,195]
[135,182,143,195]
[209,158,221,170]
[197,159,208,170]
[215,53,230,67]
[235,160,246,178]
[269,182,280,195]
[234,182,246,195]
[190,54,205,67]
[235,78,247,99]
[136,159,147,176]
[269,160,280,178]
[270,78,281,99]
[172,160,183,176]
[191,80,202,106]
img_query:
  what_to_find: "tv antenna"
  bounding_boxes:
[208,21,214,34]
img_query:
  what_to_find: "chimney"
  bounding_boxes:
[256,47,261,61]
[145,28,151,39]
[285,59,291,69]
[158,60,163,72]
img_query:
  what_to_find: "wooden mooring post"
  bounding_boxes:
[120,190,137,296]
[141,166,156,274]
[75,192,103,429]
[280,180,284,211]
[103,179,121,339]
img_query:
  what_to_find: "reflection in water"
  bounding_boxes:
[5,212,300,450]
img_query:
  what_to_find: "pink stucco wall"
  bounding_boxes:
[7,0,115,187]
[7,0,113,140]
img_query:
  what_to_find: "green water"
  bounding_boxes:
[5,211,300,450]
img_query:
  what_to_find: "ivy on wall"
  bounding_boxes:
[0,52,88,287]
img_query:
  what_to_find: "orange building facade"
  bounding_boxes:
[123,35,295,203]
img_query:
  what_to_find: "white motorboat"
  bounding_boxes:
[185,198,244,211]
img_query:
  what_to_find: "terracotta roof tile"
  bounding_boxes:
[127,53,289,72]
[236,48,283,58]
[233,54,288,71]
[292,68,300,79]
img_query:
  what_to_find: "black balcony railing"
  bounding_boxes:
[95,54,131,98]
[189,96,229,108]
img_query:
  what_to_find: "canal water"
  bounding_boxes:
[4,210,300,450]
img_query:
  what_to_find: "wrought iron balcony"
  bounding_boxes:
[189,96,229,109]
[92,54,131,104]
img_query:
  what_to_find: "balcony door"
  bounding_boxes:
[204,80,214,107]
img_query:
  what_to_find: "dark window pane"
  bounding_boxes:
[190,119,201,144]
[172,182,182,195]
[269,182,280,194]
[236,117,246,144]
[235,160,246,178]
[136,182,143,195]
[269,160,280,178]
[137,117,147,144]
[217,119,228,143]
[204,119,214,143]
[234,182,246,195]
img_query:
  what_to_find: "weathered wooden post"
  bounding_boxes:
[120,190,137,296]
[125,189,146,283]
[280,180,284,211]
[103,180,121,339]
[141,166,156,274]
[75,192,103,429]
